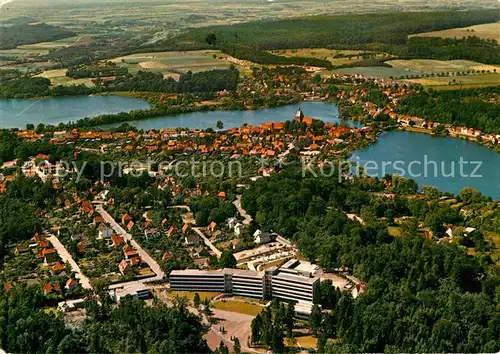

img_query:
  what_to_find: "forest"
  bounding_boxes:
[110,69,239,93]
[0,23,75,49]
[161,10,498,50]
[241,166,499,352]
[395,86,500,133]
[0,68,239,99]
[0,285,209,353]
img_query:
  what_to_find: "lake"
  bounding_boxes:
[102,101,358,130]
[350,131,500,199]
[1,96,497,198]
[0,95,150,129]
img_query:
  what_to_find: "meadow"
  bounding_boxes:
[411,21,500,42]
[109,50,251,75]
[404,73,500,90]
[269,48,391,67]
[387,59,500,74]
[325,66,420,78]
[34,69,95,86]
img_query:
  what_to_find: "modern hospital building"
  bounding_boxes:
[169,259,320,316]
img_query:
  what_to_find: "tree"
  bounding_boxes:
[216,120,224,130]
[203,298,213,317]
[219,250,237,268]
[233,337,241,354]
[194,292,201,308]
[285,302,295,339]
[206,33,217,46]
[309,304,322,336]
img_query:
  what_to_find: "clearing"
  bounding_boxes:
[411,22,500,42]
[109,50,250,75]
[212,299,264,316]
[286,335,318,349]
[35,69,96,87]
[388,226,403,237]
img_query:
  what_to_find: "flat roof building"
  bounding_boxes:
[169,269,229,293]
[169,261,320,316]
[229,269,265,299]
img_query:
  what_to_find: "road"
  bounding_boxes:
[44,231,93,290]
[96,205,165,280]
[233,195,252,225]
[193,227,222,258]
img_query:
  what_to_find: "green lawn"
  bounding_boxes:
[212,300,263,316]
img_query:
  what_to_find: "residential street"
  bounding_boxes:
[193,227,222,258]
[233,195,252,225]
[96,205,165,280]
[44,231,93,290]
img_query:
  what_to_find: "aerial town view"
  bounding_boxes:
[0,0,499,353]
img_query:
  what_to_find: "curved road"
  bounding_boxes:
[233,195,252,225]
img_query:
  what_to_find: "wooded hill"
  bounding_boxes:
[152,10,499,66]
[0,23,75,50]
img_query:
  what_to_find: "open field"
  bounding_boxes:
[212,300,264,316]
[387,59,500,74]
[411,22,500,42]
[388,226,403,237]
[269,48,390,67]
[286,335,317,349]
[404,73,500,90]
[167,290,221,302]
[325,66,421,78]
[34,69,96,86]
[3,0,497,31]
[110,50,238,74]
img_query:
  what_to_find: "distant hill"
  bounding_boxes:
[0,23,75,49]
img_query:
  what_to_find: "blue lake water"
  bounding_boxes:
[0,96,498,198]
[350,131,500,199]
[0,95,150,129]
[103,101,358,130]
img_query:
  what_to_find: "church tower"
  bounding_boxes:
[295,108,304,122]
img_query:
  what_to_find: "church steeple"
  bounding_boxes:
[295,108,304,122]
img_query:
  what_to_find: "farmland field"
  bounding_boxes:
[404,73,500,89]
[387,59,500,74]
[411,22,500,42]
[269,48,390,66]
[110,50,233,74]
[326,66,420,78]
[3,0,496,31]
[35,69,96,86]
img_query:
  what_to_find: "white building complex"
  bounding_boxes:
[169,259,320,316]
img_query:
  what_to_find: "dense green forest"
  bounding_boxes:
[163,11,498,50]
[0,68,239,99]
[67,63,128,79]
[241,167,499,352]
[111,69,239,93]
[0,285,209,353]
[0,23,75,49]
[152,10,499,66]
[396,87,500,133]
[406,36,499,64]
